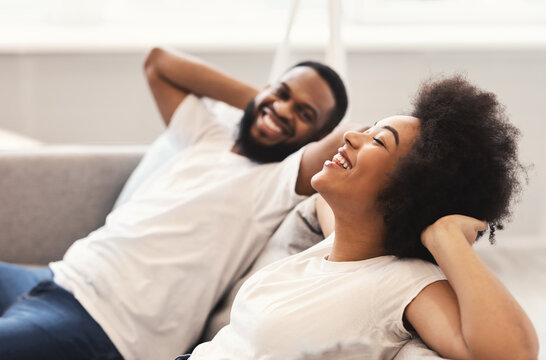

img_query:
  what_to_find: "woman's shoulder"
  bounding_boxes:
[374,256,446,284]
[396,257,444,275]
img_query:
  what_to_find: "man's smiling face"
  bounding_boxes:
[235,66,336,163]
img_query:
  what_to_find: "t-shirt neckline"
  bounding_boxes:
[319,235,396,273]
[320,254,395,273]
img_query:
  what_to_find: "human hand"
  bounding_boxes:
[421,214,487,251]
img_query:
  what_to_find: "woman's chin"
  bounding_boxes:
[310,170,329,194]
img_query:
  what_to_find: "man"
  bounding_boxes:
[0,48,352,360]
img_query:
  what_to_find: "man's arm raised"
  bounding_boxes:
[144,47,259,126]
[295,123,369,196]
[316,195,335,238]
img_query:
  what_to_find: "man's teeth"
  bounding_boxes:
[264,115,282,133]
[333,153,351,169]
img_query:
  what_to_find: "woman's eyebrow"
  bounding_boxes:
[382,126,399,146]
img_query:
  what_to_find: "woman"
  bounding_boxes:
[187,76,539,359]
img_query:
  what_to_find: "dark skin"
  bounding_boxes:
[314,118,538,360]
[144,47,361,196]
[239,67,335,149]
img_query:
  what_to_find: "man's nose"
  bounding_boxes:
[272,100,293,121]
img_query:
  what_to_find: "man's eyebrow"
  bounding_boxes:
[281,82,318,119]
[382,125,399,146]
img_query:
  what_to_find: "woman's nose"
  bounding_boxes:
[343,130,366,148]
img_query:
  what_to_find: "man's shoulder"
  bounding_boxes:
[167,95,239,146]
[204,97,244,129]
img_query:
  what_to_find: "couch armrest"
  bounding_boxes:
[0,146,145,264]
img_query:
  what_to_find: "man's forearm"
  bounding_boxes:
[144,47,259,109]
[316,195,335,238]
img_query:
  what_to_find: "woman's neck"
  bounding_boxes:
[328,213,387,262]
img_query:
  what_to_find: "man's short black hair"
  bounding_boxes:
[291,61,348,133]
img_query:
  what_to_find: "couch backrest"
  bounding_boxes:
[0,146,144,264]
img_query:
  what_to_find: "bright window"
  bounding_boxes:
[0,0,545,50]
[3,0,545,27]
[344,0,546,25]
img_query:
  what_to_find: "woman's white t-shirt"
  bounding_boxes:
[191,233,446,360]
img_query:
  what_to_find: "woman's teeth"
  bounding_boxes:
[264,115,282,133]
[333,153,351,169]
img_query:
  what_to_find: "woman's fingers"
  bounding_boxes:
[421,215,489,248]
[477,220,487,232]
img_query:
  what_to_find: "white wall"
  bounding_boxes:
[0,48,544,240]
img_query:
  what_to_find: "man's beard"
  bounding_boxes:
[234,100,302,163]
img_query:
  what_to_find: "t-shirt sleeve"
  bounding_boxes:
[251,147,308,226]
[376,259,447,341]
[165,94,225,148]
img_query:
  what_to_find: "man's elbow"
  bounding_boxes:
[144,48,166,85]
[144,47,163,71]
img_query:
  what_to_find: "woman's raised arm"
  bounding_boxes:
[405,215,539,360]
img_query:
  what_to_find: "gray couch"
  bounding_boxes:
[0,146,145,264]
[0,145,447,359]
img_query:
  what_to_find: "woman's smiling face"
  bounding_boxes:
[311,115,421,215]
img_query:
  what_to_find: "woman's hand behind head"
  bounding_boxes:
[421,215,488,252]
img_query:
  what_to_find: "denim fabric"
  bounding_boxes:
[0,262,53,312]
[0,262,123,360]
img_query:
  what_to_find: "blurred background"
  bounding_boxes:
[0,0,545,240]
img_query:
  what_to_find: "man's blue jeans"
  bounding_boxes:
[0,261,123,360]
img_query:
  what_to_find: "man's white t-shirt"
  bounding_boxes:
[191,233,446,360]
[49,95,307,360]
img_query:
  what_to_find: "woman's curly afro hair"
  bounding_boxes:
[377,75,526,263]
